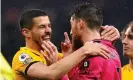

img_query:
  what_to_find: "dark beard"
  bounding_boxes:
[32,35,42,50]
[34,39,42,49]
[72,38,83,51]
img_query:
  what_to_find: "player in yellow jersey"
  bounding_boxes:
[0,52,14,80]
[12,9,120,80]
[121,21,133,80]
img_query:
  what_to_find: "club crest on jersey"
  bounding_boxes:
[84,61,89,67]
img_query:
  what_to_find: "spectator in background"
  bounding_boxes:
[121,21,133,80]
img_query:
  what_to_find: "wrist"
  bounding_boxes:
[80,46,90,56]
[62,52,69,57]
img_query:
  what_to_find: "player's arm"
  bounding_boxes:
[26,41,110,80]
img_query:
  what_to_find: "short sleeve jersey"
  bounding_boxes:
[12,47,63,80]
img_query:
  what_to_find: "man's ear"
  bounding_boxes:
[21,28,31,38]
[78,19,84,29]
[77,19,84,35]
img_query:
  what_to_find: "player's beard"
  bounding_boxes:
[31,35,44,50]
[32,32,51,49]
[72,36,83,51]
[32,36,42,49]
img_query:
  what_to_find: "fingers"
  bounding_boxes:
[61,42,64,49]
[41,41,58,62]
[107,32,117,41]
[110,35,119,41]
[64,32,70,41]
[47,41,57,53]
[62,41,70,48]
[101,29,114,39]
[61,41,71,54]
[41,41,58,65]
[100,50,110,59]
[100,44,110,53]
[41,44,53,61]
[61,42,67,49]
[101,25,111,36]
[94,43,110,59]
[64,32,71,47]
[42,41,55,55]
[61,32,71,52]
[62,42,67,46]
[84,42,110,59]
[101,25,120,41]
[47,41,58,57]
[40,50,47,57]
[40,50,51,63]
[41,44,51,57]
[99,44,110,59]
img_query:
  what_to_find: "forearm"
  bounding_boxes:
[49,46,87,79]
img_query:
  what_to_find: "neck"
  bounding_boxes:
[25,39,41,52]
[81,30,101,44]
[129,58,133,70]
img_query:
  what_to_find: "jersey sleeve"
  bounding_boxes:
[12,50,46,75]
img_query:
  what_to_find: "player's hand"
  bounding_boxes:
[41,41,58,66]
[101,25,120,41]
[83,41,110,59]
[61,32,72,57]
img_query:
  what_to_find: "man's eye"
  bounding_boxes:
[48,24,51,28]
[128,35,133,40]
[39,25,45,28]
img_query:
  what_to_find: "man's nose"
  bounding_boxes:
[122,37,128,45]
[45,26,51,32]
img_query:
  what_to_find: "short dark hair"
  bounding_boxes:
[121,21,133,40]
[19,9,47,30]
[70,3,103,30]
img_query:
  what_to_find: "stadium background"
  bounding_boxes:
[1,0,133,66]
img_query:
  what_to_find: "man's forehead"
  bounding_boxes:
[125,27,133,35]
[33,16,50,24]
